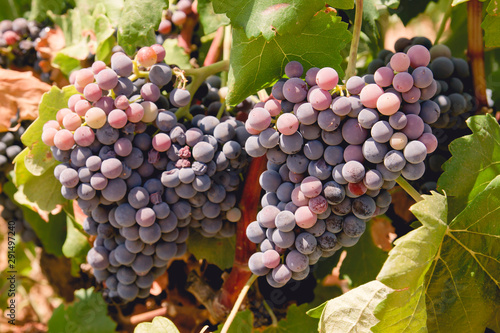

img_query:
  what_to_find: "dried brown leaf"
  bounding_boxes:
[388,186,415,222]
[370,216,397,251]
[35,27,66,60]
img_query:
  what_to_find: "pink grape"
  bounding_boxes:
[56,108,72,125]
[75,68,94,87]
[85,107,107,129]
[402,114,424,139]
[360,84,384,108]
[151,44,166,62]
[315,67,339,90]
[262,250,281,269]
[126,103,145,123]
[141,83,161,102]
[54,129,75,150]
[247,107,271,132]
[74,82,84,94]
[402,86,421,103]
[407,45,430,68]
[308,195,328,214]
[92,61,107,74]
[264,99,281,116]
[294,206,317,229]
[43,120,60,131]
[96,68,118,90]
[68,94,84,111]
[114,95,130,110]
[305,67,320,86]
[75,100,91,117]
[348,182,367,196]
[291,187,309,206]
[276,113,299,135]
[62,112,82,131]
[42,127,58,146]
[152,133,172,152]
[374,67,394,87]
[108,109,128,128]
[300,176,322,198]
[74,126,95,147]
[171,11,187,25]
[308,87,332,111]
[377,92,401,116]
[83,83,102,102]
[137,47,157,68]
[390,52,410,72]
[158,20,172,34]
[392,72,414,93]
[418,133,438,153]
[177,0,193,14]
[245,121,260,135]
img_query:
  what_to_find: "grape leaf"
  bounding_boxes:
[21,86,78,176]
[330,0,354,9]
[437,114,500,219]
[424,176,500,332]
[187,231,235,269]
[318,280,393,332]
[212,0,328,40]
[214,310,253,333]
[373,192,448,332]
[52,53,81,76]
[134,316,180,333]
[48,287,117,333]
[482,0,500,48]
[197,0,230,35]
[4,180,67,256]
[29,0,71,22]
[117,0,167,55]
[63,214,91,262]
[388,0,436,25]
[74,0,125,26]
[0,0,31,21]
[94,14,116,63]
[162,38,192,69]
[226,10,351,105]
[339,222,388,287]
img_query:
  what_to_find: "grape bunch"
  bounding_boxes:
[244,53,439,287]
[40,44,250,303]
[367,37,475,192]
[0,193,38,243]
[0,18,55,82]
[157,0,194,36]
[0,120,28,184]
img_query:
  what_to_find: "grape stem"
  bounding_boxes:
[434,0,453,44]
[344,0,363,82]
[262,299,278,326]
[221,25,232,87]
[174,60,230,120]
[395,176,423,202]
[220,274,258,333]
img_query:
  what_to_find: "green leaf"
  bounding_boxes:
[379,0,400,10]
[388,0,436,25]
[227,10,351,105]
[482,0,500,48]
[74,0,125,26]
[451,0,469,5]
[437,115,500,219]
[94,14,116,63]
[313,250,342,280]
[52,53,81,76]
[425,175,500,332]
[307,302,327,319]
[4,180,67,256]
[29,0,70,22]
[48,8,94,53]
[330,0,354,9]
[319,280,393,333]
[162,38,192,69]
[212,0,328,40]
[197,0,230,35]
[187,231,235,269]
[373,192,448,332]
[134,316,181,333]
[363,0,380,34]
[63,214,91,261]
[339,223,388,287]
[214,310,253,333]
[21,85,78,177]
[263,304,319,333]
[117,0,167,55]
[48,287,117,333]
[0,0,31,21]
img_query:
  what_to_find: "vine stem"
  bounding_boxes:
[468,0,489,112]
[434,0,453,44]
[221,25,232,88]
[344,0,363,82]
[220,274,258,333]
[262,299,278,326]
[174,60,229,119]
[395,176,423,202]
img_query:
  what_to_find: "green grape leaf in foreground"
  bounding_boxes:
[319,280,393,333]
[48,288,117,333]
[482,0,500,48]
[197,0,230,35]
[226,10,351,105]
[212,0,327,40]
[438,114,500,219]
[187,231,235,269]
[117,0,166,55]
[134,316,180,333]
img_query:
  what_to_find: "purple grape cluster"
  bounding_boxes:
[41,45,250,303]
[157,0,193,36]
[244,55,440,287]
